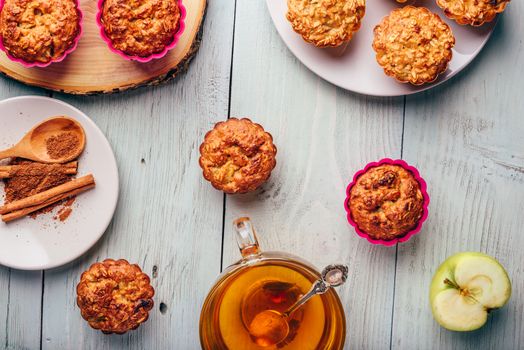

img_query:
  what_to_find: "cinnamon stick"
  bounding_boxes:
[2,183,95,223]
[0,174,95,217]
[0,161,77,179]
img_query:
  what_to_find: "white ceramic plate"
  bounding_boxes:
[0,96,119,270]
[266,0,496,96]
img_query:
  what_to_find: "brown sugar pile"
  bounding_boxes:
[46,132,80,160]
[3,159,76,220]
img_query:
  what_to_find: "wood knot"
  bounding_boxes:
[159,302,168,314]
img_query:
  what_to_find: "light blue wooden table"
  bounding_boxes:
[0,1,523,349]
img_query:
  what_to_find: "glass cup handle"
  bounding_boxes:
[233,217,261,259]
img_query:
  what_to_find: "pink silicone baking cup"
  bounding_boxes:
[96,0,186,62]
[0,0,83,68]
[344,159,430,246]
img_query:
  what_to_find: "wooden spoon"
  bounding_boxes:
[0,116,86,164]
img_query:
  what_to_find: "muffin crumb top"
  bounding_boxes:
[199,118,277,194]
[437,0,510,26]
[76,259,154,334]
[0,0,80,63]
[373,6,455,85]
[349,164,424,241]
[286,0,366,48]
[101,0,180,57]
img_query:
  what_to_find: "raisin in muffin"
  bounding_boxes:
[286,0,366,48]
[199,118,277,194]
[100,0,181,57]
[437,0,510,26]
[77,259,155,334]
[0,0,81,64]
[348,164,424,241]
[373,6,455,85]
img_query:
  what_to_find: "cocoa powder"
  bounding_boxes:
[55,197,76,222]
[46,132,80,160]
[9,162,69,177]
[55,205,73,222]
[3,159,76,219]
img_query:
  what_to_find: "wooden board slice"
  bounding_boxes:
[0,0,206,94]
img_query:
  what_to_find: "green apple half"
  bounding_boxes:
[430,252,511,331]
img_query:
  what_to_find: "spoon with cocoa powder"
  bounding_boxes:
[0,116,86,164]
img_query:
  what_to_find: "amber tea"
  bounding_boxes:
[200,258,345,349]
[200,218,346,349]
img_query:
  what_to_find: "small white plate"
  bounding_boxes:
[266,0,496,96]
[0,96,119,270]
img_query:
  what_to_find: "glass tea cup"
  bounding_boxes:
[199,217,346,350]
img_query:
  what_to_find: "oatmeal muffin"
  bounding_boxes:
[100,0,181,57]
[76,259,155,334]
[372,6,455,85]
[437,0,510,26]
[348,164,424,241]
[286,0,366,48]
[199,118,277,194]
[0,0,81,64]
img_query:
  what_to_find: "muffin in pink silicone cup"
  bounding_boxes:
[0,0,83,68]
[344,159,429,246]
[97,0,186,62]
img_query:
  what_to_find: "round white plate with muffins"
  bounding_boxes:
[267,0,500,96]
[0,96,119,270]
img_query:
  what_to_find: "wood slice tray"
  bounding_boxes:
[0,0,206,95]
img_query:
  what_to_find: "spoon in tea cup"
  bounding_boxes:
[248,264,348,347]
[0,116,86,163]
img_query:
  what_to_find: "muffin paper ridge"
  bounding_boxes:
[0,0,84,68]
[344,158,430,246]
[96,0,186,62]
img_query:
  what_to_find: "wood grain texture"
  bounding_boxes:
[37,1,235,349]
[2,271,43,350]
[223,1,404,349]
[0,0,206,94]
[392,5,524,350]
[0,0,522,349]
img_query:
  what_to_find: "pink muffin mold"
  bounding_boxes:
[96,0,186,63]
[344,158,430,246]
[0,0,83,68]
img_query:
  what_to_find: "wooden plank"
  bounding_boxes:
[392,5,524,349]
[0,268,6,349]
[224,1,404,349]
[0,82,47,350]
[39,1,235,349]
[3,271,43,350]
